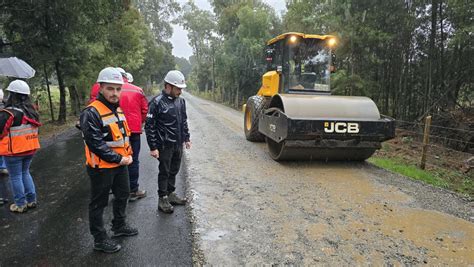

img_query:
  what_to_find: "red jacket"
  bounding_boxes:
[88,83,100,104]
[88,81,148,133]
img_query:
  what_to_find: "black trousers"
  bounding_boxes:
[128,133,141,192]
[87,165,130,242]
[158,144,183,197]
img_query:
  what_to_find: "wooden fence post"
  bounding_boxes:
[420,115,432,169]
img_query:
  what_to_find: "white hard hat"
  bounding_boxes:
[97,67,124,85]
[125,72,134,83]
[116,67,126,76]
[164,70,186,88]
[6,80,30,95]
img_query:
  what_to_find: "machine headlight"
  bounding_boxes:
[327,38,337,47]
[289,35,298,43]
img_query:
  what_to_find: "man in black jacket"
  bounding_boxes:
[80,67,138,253]
[145,70,191,213]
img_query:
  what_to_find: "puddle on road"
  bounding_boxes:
[380,209,474,263]
[315,168,474,265]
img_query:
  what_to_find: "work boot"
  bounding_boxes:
[158,196,174,213]
[168,192,187,205]
[93,238,121,253]
[129,190,147,202]
[27,201,38,209]
[112,224,139,237]
[9,203,27,213]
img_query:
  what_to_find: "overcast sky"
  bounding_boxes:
[171,0,287,59]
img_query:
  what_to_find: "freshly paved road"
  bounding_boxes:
[0,129,192,265]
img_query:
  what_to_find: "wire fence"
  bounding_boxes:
[384,116,473,174]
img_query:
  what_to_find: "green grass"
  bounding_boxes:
[35,85,70,121]
[369,156,474,198]
[369,157,450,188]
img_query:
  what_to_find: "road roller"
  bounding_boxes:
[243,32,395,161]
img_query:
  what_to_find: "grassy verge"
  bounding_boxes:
[39,116,78,140]
[369,156,474,198]
[34,86,79,140]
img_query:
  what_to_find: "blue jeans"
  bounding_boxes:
[0,156,6,169]
[4,155,36,206]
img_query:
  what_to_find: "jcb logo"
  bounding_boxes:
[324,122,359,133]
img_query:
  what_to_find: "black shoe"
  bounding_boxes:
[93,238,121,253]
[112,225,138,237]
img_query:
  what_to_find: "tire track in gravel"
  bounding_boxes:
[182,92,474,265]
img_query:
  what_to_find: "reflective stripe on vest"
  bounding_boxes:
[0,112,40,156]
[84,100,132,169]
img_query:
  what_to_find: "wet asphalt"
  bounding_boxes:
[0,131,192,265]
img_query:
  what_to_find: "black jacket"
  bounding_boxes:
[145,91,190,151]
[80,94,123,164]
[0,108,24,135]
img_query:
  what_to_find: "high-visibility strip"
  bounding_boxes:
[10,124,32,130]
[102,117,118,126]
[106,138,129,147]
[9,129,38,137]
[9,124,38,137]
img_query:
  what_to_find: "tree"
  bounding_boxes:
[2,0,129,122]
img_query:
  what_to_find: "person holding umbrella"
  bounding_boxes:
[0,80,41,213]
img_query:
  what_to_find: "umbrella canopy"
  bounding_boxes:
[0,57,36,79]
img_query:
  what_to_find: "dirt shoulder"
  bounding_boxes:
[39,118,79,149]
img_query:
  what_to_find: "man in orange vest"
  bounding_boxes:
[80,67,137,253]
[87,68,148,201]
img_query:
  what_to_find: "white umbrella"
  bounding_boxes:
[0,57,36,79]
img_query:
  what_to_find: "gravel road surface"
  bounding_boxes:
[183,92,474,265]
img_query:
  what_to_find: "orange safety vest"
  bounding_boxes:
[0,109,41,156]
[84,100,132,168]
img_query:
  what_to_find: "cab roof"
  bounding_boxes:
[267,32,335,46]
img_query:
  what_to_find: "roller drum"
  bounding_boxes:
[266,138,376,161]
[262,94,389,161]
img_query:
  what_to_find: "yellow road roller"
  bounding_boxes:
[243,32,395,161]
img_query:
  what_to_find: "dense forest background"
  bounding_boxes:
[0,0,472,150]
[182,0,473,121]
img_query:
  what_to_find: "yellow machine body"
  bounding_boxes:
[256,71,280,97]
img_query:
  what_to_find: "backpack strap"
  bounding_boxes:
[0,109,15,139]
